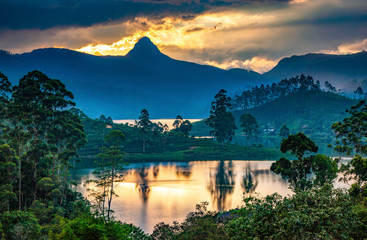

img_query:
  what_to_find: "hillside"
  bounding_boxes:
[192,91,357,141]
[264,52,367,91]
[0,37,264,119]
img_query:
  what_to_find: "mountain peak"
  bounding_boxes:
[126,37,167,59]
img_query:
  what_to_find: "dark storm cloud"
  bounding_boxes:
[0,0,292,30]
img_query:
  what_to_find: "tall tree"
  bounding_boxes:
[205,89,237,144]
[279,124,290,139]
[173,115,183,129]
[269,133,335,192]
[1,71,86,209]
[138,109,152,153]
[240,113,258,138]
[88,130,126,222]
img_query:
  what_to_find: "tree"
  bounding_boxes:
[172,115,193,137]
[240,113,258,138]
[280,132,318,160]
[270,133,337,191]
[137,109,152,153]
[180,120,193,137]
[332,100,367,188]
[173,115,183,129]
[205,89,237,144]
[0,71,86,211]
[279,124,290,139]
[88,130,126,222]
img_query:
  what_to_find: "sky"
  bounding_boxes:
[1,0,367,73]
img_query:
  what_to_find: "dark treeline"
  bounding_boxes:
[232,74,338,110]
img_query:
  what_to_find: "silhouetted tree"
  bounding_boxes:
[279,124,290,139]
[138,109,152,153]
[240,113,258,138]
[205,89,237,144]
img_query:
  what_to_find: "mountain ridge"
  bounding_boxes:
[0,37,264,119]
[1,37,366,118]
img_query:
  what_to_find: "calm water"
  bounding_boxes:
[71,160,349,233]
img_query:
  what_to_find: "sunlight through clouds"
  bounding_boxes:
[204,57,278,73]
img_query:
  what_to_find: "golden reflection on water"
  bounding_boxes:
[73,161,294,232]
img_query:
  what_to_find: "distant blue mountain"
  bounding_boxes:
[0,37,264,119]
[264,52,367,91]
[1,37,366,118]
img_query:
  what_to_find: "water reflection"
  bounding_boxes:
[134,167,151,202]
[242,163,258,194]
[207,161,235,211]
[176,165,192,178]
[73,161,298,233]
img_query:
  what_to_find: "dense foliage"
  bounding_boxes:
[271,133,339,191]
[150,186,366,240]
[0,71,366,239]
[0,71,141,239]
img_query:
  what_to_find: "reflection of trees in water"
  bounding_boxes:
[153,166,160,178]
[207,161,235,211]
[176,165,192,178]
[242,163,258,194]
[135,167,151,202]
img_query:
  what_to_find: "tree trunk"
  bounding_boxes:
[107,167,114,222]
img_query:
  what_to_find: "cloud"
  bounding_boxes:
[204,57,278,73]
[0,0,292,31]
[322,38,367,55]
[1,0,367,74]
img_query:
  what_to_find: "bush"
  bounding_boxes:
[226,185,360,239]
[0,211,41,240]
[49,216,143,240]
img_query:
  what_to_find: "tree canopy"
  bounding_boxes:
[205,89,237,144]
[240,113,258,137]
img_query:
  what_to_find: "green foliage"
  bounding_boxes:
[312,154,339,187]
[151,202,227,240]
[226,186,359,240]
[88,130,127,222]
[339,154,367,187]
[172,115,193,137]
[271,133,338,191]
[280,132,318,159]
[240,113,258,137]
[231,90,356,141]
[0,211,41,240]
[332,100,367,155]
[49,216,142,240]
[206,89,237,144]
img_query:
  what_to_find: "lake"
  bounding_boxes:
[71,160,349,233]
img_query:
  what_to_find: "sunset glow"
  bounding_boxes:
[1,0,366,73]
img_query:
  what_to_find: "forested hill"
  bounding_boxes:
[192,90,357,140]
[233,90,357,139]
